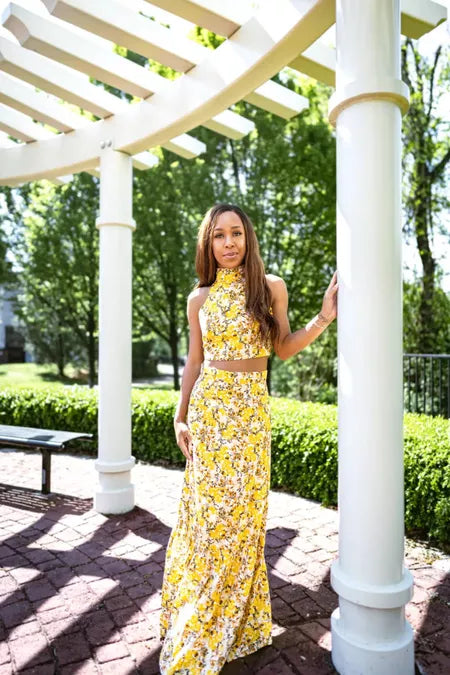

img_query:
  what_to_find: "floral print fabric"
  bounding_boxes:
[199,265,272,361]
[159,365,273,674]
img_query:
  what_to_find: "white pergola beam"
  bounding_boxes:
[132,150,158,170]
[114,0,333,154]
[45,173,74,185]
[0,104,200,168]
[0,35,126,118]
[400,0,447,38]
[86,151,159,172]
[0,0,335,183]
[288,0,445,86]
[149,0,446,40]
[143,0,249,37]
[0,36,205,159]
[3,3,165,98]
[0,71,90,132]
[246,79,308,119]
[164,132,205,159]
[0,103,103,179]
[42,0,206,73]
[0,129,72,184]
[1,8,257,141]
[289,41,336,87]
[0,102,52,141]
[40,0,309,119]
[202,108,254,140]
[0,129,17,147]
[0,101,157,173]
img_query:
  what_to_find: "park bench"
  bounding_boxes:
[0,424,94,495]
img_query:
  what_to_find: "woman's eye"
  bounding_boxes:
[214,231,242,238]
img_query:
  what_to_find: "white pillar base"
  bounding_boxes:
[331,560,414,608]
[94,458,136,514]
[331,607,414,675]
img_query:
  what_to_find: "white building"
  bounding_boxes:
[0,283,32,362]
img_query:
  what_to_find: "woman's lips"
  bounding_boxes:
[224,253,237,257]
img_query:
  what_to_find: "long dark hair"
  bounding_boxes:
[194,203,280,345]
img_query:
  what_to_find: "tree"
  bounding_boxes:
[401,38,450,352]
[224,74,337,399]
[9,174,99,384]
[133,145,219,390]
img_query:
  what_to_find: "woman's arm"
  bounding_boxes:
[173,288,205,460]
[269,271,338,361]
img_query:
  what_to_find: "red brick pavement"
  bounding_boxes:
[0,449,448,674]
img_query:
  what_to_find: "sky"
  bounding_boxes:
[1,0,449,292]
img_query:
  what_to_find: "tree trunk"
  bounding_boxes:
[414,168,436,352]
[87,310,96,388]
[56,332,65,378]
[170,323,180,391]
[229,139,241,196]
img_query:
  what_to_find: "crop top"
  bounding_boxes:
[199,264,272,360]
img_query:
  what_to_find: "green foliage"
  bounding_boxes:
[1,386,448,544]
[188,25,225,49]
[404,280,450,354]
[270,397,338,505]
[403,412,450,542]
[401,38,450,352]
[401,39,449,231]
[0,362,88,389]
[2,34,448,402]
[132,144,219,389]
[2,174,99,383]
[131,389,180,463]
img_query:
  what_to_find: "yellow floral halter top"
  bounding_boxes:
[199,264,272,360]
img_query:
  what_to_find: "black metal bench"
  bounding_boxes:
[0,424,94,494]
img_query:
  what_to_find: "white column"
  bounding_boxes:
[328,1,413,673]
[94,143,136,514]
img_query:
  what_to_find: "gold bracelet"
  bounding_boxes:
[315,312,331,328]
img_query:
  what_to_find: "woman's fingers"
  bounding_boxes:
[174,421,192,461]
[180,441,190,461]
[327,270,337,290]
[182,432,192,461]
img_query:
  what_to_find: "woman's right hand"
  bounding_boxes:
[174,419,192,462]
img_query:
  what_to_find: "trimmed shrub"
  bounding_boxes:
[0,386,448,544]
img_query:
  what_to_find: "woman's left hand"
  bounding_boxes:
[321,270,339,322]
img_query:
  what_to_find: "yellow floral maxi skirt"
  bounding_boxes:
[159,364,273,674]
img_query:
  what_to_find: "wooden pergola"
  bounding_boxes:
[0,1,446,672]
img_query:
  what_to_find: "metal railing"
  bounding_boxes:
[404,353,450,418]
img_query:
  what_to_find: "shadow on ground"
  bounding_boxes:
[0,484,448,674]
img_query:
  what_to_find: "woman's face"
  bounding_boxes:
[211,211,246,269]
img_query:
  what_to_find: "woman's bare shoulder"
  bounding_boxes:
[187,285,211,311]
[265,273,284,285]
[265,273,287,293]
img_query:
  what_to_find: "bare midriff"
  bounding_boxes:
[204,356,268,372]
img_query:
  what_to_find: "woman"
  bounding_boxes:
[159,204,338,674]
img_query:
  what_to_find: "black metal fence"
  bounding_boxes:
[404,354,450,419]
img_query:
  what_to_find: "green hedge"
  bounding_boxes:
[0,386,448,544]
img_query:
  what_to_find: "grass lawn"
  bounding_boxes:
[0,362,82,390]
[0,362,173,391]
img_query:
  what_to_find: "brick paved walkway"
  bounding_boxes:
[0,449,448,674]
